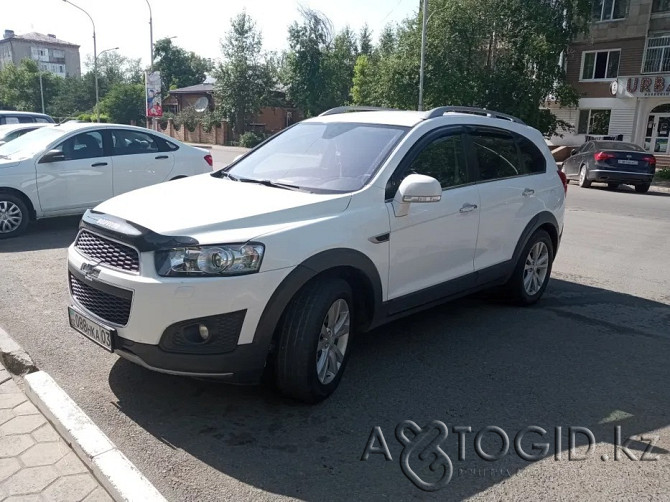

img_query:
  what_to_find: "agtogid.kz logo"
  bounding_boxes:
[361,421,660,492]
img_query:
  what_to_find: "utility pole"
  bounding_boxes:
[419,0,428,111]
[39,70,45,113]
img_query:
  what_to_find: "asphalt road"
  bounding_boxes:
[1,179,669,501]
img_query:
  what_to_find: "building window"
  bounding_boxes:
[643,36,670,72]
[592,0,628,21]
[578,109,611,135]
[581,50,620,80]
[653,0,670,13]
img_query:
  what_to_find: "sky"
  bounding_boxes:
[3,0,418,70]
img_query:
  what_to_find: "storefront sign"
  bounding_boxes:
[613,74,670,98]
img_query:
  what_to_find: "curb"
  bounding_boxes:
[0,327,38,376]
[0,328,166,502]
[25,372,167,502]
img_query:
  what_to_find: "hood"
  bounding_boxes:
[93,173,352,237]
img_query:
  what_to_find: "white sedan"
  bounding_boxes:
[0,122,212,238]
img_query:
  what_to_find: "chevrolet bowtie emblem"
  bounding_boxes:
[80,262,101,281]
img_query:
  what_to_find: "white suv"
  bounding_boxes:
[66,106,567,403]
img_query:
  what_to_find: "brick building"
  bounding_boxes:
[547,0,670,158]
[0,30,80,78]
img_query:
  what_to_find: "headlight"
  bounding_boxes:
[155,243,264,277]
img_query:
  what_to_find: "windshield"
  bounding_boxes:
[222,122,408,193]
[0,126,63,159]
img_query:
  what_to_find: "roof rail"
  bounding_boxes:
[422,106,526,125]
[318,106,399,116]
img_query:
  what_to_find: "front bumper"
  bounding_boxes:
[588,169,654,185]
[67,243,294,382]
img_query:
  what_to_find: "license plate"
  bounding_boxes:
[68,307,114,352]
[618,159,639,165]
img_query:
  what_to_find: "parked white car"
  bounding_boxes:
[66,106,567,403]
[0,122,212,238]
[0,123,52,147]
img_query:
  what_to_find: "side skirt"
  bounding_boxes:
[369,260,513,330]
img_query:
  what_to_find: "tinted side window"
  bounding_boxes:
[408,133,468,189]
[18,116,34,123]
[154,135,179,152]
[111,129,159,155]
[471,128,519,181]
[516,135,546,174]
[5,117,20,124]
[35,118,50,123]
[53,131,104,160]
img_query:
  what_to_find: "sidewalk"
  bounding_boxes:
[0,366,112,501]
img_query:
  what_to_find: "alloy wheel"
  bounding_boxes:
[316,298,350,385]
[523,241,549,296]
[0,200,22,234]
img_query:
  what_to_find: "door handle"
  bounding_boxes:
[459,203,478,213]
[155,155,169,160]
[91,162,108,167]
[522,188,535,197]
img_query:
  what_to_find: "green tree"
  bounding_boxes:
[99,83,145,125]
[0,59,60,112]
[325,27,358,107]
[213,12,276,134]
[282,7,333,117]
[350,54,374,105]
[154,38,212,95]
[365,0,591,135]
[359,24,373,55]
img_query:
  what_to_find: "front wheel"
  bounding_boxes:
[275,278,354,403]
[578,166,592,188]
[504,230,554,306]
[635,183,651,193]
[0,194,29,239]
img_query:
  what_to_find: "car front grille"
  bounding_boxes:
[69,274,132,326]
[74,230,140,273]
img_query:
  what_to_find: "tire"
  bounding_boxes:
[503,230,554,306]
[0,193,29,239]
[275,278,354,403]
[635,183,651,193]
[578,165,592,188]
[608,183,619,189]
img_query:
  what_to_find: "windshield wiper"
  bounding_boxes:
[237,177,305,192]
[216,171,239,181]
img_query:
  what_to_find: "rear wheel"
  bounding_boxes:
[503,230,554,306]
[0,193,29,239]
[578,166,592,188]
[274,278,354,403]
[635,183,651,193]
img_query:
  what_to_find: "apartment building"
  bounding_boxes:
[0,30,80,78]
[547,0,670,157]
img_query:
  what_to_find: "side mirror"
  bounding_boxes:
[392,173,441,217]
[570,149,577,156]
[39,149,66,163]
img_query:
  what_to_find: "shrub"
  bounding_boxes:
[655,168,670,181]
[239,131,265,148]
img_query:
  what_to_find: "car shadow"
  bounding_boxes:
[0,215,80,252]
[107,279,670,500]
[585,183,670,197]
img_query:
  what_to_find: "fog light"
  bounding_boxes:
[198,324,210,341]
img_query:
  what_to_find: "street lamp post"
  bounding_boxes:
[145,0,153,70]
[61,0,99,122]
[418,0,428,111]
